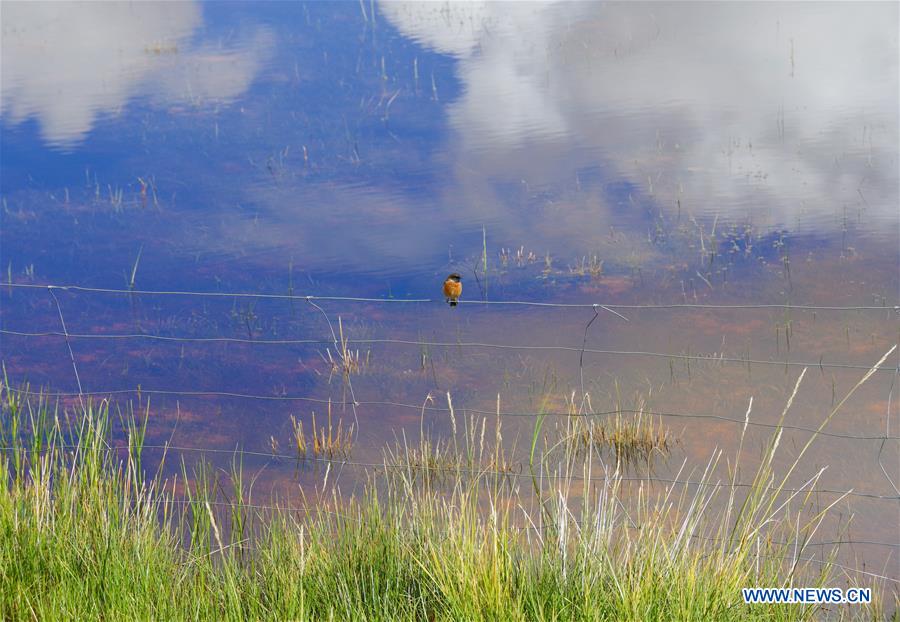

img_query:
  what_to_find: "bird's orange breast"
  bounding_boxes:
[443,280,462,298]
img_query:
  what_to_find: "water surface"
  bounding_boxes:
[2,0,898,586]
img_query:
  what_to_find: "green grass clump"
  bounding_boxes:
[0,359,891,620]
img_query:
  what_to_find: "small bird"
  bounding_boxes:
[443,273,462,307]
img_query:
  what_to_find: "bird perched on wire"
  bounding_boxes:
[443,273,462,307]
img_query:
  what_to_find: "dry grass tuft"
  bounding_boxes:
[548,391,672,470]
[321,317,369,378]
[569,254,604,277]
[291,399,354,460]
[385,393,519,486]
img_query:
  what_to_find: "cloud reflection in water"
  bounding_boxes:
[381,2,899,232]
[0,1,272,148]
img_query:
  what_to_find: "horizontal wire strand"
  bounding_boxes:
[3,385,899,441]
[2,329,896,373]
[3,282,896,311]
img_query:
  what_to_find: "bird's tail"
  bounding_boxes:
[449,299,458,307]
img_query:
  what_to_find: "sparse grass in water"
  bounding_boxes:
[499,245,539,268]
[565,408,671,469]
[290,400,354,460]
[321,316,369,378]
[539,390,672,471]
[570,253,604,277]
[384,393,519,487]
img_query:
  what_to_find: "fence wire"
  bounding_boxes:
[2,328,897,373]
[3,384,899,442]
[4,281,898,311]
[2,281,898,571]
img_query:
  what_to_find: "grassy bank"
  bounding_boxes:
[0,367,891,621]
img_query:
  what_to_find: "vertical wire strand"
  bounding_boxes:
[47,286,85,407]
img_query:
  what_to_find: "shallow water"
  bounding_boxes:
[2,1,898,587]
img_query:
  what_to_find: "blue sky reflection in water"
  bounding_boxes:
[1,1,899,580]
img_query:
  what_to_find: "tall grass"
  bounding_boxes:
[0,353,892,620]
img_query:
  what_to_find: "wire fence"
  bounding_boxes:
[4,281,899,311]
[2,328,896,373]
[2,284,898,451]
[4,286,896,456]
[2,280,899,589]
[4,384,900,442]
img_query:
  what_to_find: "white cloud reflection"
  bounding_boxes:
[381,1,899,232]
[0,1,272,147]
